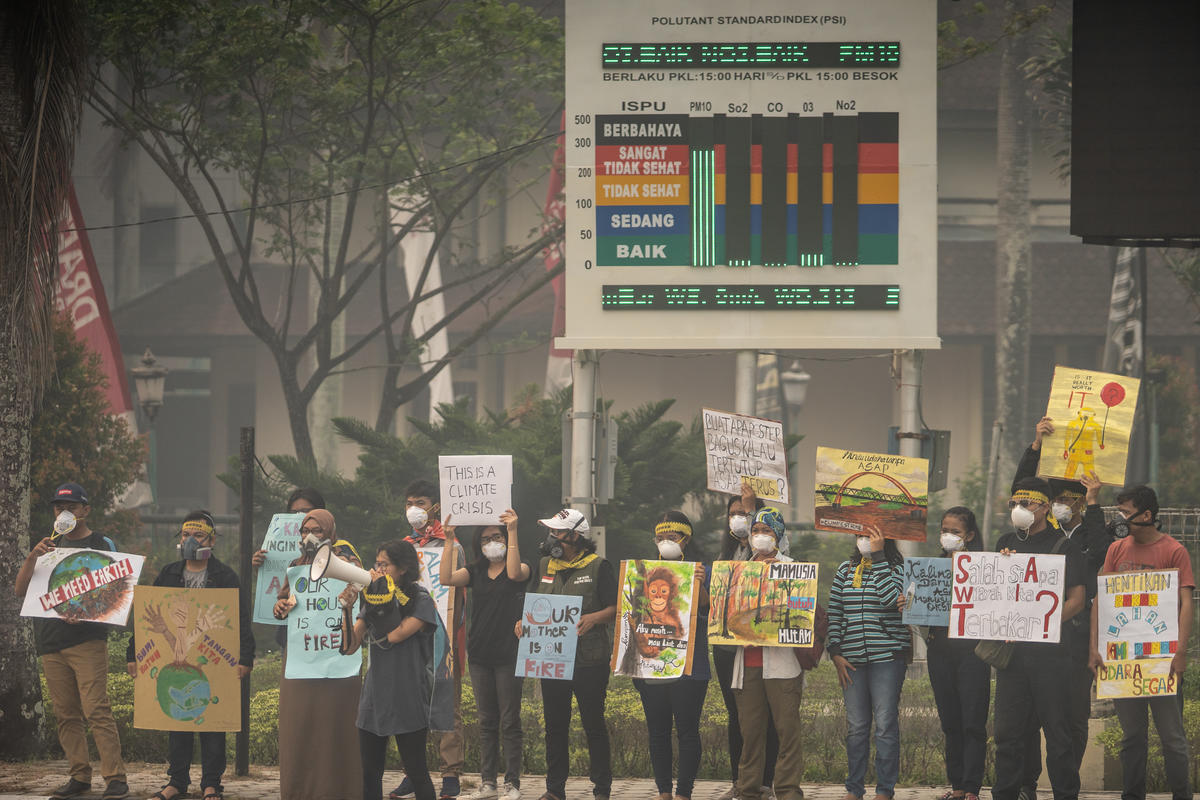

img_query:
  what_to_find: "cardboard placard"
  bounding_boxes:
[901,557,952,626]
[516,594,582,680]
[20,547,145,625]
[1095,569,1179,698]
[252,513,305,625]
[708,560,818,647]
[438,455,513,525]
[948,552,1065,643]
[1039,366,1141,486]
[702,407,789,502]
[814,447,929,541]
[612,560,700,678]
[284,566,361,679]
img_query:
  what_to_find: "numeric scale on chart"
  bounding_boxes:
[561,0,938,350]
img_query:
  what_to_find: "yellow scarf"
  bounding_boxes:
[546,551,599,576]
[852,556,873,588]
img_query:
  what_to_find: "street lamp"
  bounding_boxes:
[131,348,168,423]
[779,361,812,519]
[131,348,168,507]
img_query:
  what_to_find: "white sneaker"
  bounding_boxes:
[501,784,521,800]
[469,785,498,800]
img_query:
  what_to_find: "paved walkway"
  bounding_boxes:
[0,763,1163,800]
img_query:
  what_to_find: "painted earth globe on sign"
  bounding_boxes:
[156,662,214,722]
[48,550,132,623]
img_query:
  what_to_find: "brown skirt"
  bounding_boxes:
[278,649,364,800]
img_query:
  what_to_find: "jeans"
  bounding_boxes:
[733,668,804,800]
[634,678,708,798]
[41,639,127,783]
[992,648,1079,800]
[469,662,524,787]
[927,637,990,795]
[166,731,226,793]
[360,728,434,800]
[842,658,906,798]
[541,664,611,798]
[713,646,778,785]
[1114,694,1193,800]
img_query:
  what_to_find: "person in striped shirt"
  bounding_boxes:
[827,525,908,800]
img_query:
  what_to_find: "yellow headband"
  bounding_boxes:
[1012,490,1049,506]
[654,521,692,539]
[181,519,214,536]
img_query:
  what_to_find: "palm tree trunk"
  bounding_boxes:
[994,0,1035,505]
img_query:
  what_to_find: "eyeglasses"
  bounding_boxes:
[480,534,506,544]
[373,561,390,570]
[1007,499,1043,510]
[300,526,324,535]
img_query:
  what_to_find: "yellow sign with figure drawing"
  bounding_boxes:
[1039,366,1140,486]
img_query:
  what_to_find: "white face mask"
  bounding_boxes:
[729,515,750,538]
[406,506,429,529]
[940,533,965,552]
[856,536,874,556]
[481,541,507,562]
[53,510,77,538]
[750,533,776,554]
[1051,502,1074,523]
[1010,505,1036,530]
[656,539,683,560]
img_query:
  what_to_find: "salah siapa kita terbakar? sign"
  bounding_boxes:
[948,552,1065,643]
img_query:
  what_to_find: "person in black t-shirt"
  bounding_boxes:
[990,477,1087,800]
[13,483,129,800]
[440,510,530,800]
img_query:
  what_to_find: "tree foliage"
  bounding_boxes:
[28,314,146,541]
[1151,355,1200,508]
[86,0,565,464]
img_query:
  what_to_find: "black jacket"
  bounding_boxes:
[125,556,256,666]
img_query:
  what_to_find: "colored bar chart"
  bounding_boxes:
[594,112,899,268]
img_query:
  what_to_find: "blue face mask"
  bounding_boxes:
[179,537,213,560]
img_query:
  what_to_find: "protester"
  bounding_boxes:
[13,483,129,800]
[630,511,710,800]
[273,509,364,800]
[520,508,617,800]
[1012,421,1113,794]
[990,477,1087,800]
[124,511,255,800]
[923,508,989,800]
[438,510,529,800]
[727,507,805,800]
[393,479,466,800]
[827,525,908,800]
[712,485,779,800]
[341,540,439,800]
[250,486,327,568]
[1089,485,1194,800]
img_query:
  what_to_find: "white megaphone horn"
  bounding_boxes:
[309,542,373,592]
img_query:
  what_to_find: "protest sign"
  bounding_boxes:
[948,552,1065,643]
[1096,658,1178,699]
[284,566,361,679]
[415,545,458,731]
[901,557,952,626]
[20,546,145,625]
[708,560,818,648]
[438,455,514,525]
[252,512,305,625]
[702,407,789,502]
[814,447,929,541]
[612,560,700,679]
[1094,569,1179,698]
[516,594,582,680]
[1039,365,1141,486]
[415,546,456,635]
[132,586,240,731]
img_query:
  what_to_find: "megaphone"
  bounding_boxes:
[309,542,373,590]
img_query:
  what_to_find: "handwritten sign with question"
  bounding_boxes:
[901,557,952,626]
[515,594,582,680]
[702,407,788,503]
[948,552,1065,643]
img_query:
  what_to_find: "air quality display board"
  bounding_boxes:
[561,1,937,350]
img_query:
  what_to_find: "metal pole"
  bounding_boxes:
[734,350,756,414]
[570,351,600,556]
[236,427,254,776]
[981,420,1004,548]
[896,350,923,557]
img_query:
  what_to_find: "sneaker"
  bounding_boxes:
[102,780,131,800]
[441,777,462,800]
[716,786,736,800]
[470,785,498,800]
[49,779,91,800]
[936,793,963,800]
[501,784,521,800]
[392,777,416,800]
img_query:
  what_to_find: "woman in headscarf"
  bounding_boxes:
[273,509,364,800]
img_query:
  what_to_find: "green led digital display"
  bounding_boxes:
[601,285,900,310]
[601,42,900,69]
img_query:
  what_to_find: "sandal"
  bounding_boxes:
[201,791,222,800]
[149,790,187,800]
